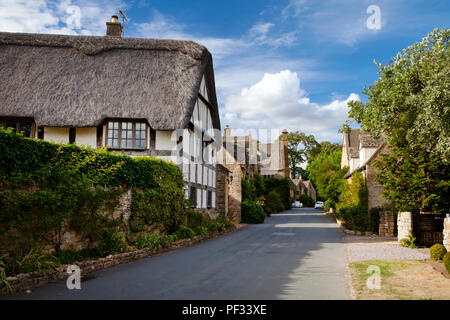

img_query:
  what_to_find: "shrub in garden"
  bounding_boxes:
[136,233,162,250]
[175,226,196,239]
[241,200,265,224]
[443,252,450,273]
[323,199,335,212]
[96,232,127,256]
[242,177,255,202]
[265,191,283,214]
[300,194,315,208]
[264,178,290,209]
[430,244,447,261]
[399,231,416,248]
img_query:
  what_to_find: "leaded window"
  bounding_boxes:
[0,119,33,138]
[107,120,147,150]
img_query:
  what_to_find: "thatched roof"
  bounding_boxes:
[0,32,220,130]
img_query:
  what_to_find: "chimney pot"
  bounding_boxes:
[224,126,231,137]
[111,15,119,23]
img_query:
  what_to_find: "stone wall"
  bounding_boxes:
[57,189,133,251]
[215,164,229,217]
[397,211,413,241]
[366,163,389,209]
[228,165,243,223]
[378,211,395,237]
[444,217,450,251]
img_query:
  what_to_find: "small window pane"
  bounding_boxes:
[4,121,16,130]
[19,122,32,138]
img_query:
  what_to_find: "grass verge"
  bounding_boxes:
[349,259,450,300]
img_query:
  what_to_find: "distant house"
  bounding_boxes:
[302,180,317,202]
[216,127,291,222]
[292,177,316,202]
[0,17,221,213]
[341,129,388,209]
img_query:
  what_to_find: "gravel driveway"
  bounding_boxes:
[344,235,429,262]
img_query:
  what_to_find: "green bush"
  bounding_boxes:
[335,172,370,231]
[265,191,283,214]
[241,200,266,224]
[96,232,127,256]
[242,177,255,202]
[161,234,178,248]
[210,217,231,233]
[300,194,314,207]
[399,231,416,248]
[253,173,265,198]
[323,199,335,212]
[264,178,290,209]
[368,207,381,234]
[443,252,450,274]
[430,244,447,261]
[176,226,196,239]
[137,233,162,250]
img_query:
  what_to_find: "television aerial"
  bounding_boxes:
[117,9,129,35]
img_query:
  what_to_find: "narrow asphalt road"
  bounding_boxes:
[4,208,349,300]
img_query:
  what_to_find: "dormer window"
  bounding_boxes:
[106,120,147,150]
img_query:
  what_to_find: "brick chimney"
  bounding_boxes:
[106,15,122,37]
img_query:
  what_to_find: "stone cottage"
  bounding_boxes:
[341,129,388,210]
[0,17,222,214]
[215,127,292,222]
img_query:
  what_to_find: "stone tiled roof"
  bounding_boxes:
[360,132,384,148]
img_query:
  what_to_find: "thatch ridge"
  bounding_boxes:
[0,32,208,58]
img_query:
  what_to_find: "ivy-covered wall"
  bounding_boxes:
[0,128,190,276]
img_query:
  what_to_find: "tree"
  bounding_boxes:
[347,29,450,213]
[307,142,341,166]
[280,131,318,178]
[306,147,347,203]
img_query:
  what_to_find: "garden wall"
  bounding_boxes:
[0,128,186,277]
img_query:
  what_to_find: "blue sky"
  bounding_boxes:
[1,0,449,142]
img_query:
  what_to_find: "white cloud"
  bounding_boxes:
[281,0,386,46]
[223,70,359,142]
[282,0,309,17]
[0,0,123,36]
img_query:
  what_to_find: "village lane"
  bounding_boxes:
[4,208,349,300]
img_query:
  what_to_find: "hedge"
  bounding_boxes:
[0,127,184,190]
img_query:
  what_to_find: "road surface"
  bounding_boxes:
[4,208,349,300]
